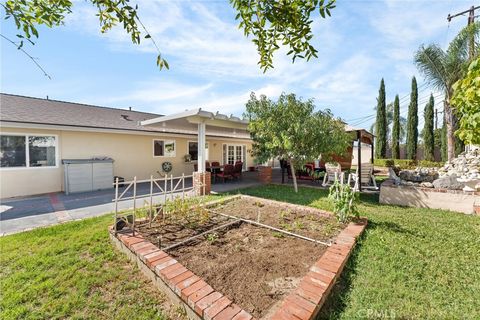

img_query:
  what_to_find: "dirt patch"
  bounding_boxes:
[136,196,344,318]
[211,197,344,241]
[136,213,230,249]
[169,223,325,317]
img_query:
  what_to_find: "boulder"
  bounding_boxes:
[432,175,465,190]
[399,169,438,183]
[419,182,434,188]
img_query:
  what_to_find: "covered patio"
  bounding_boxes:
[141,109,250,193]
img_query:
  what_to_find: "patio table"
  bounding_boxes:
[209,165,224,183]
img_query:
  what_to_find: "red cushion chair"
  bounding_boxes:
[216,164,234,183]
[233,162,243,179]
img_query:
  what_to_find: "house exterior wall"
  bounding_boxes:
[0,126,253,198]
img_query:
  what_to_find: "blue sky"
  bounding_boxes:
[1,0,476,130]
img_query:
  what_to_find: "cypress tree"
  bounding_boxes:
[375,78,387,159]
[423,94,435,161]
[391,94,400,159]
[406,76,418,160]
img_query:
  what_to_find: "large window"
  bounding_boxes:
[153,139,176,157]
[188,141,209,161]
[1,134,57,168]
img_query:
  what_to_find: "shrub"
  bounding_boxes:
[394,159,418,169]
[373,159,395,167]
[418,160,444,168]
[374,159,443,169]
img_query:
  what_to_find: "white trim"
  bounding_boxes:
[140,108,248,127]
[152,139,176,158]
[197,122,206,172]
[0,121,251,142]
[0,132,59,170]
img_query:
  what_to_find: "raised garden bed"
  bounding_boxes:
[110,195,367,319]
[380,179,480,214]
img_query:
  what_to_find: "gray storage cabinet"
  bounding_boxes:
[63,159,114,194]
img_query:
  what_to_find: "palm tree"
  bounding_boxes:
[414,22,480,161]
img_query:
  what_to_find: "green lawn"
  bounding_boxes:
[0,214,188,320]
[1,186,479,319]
[239,185,480,320]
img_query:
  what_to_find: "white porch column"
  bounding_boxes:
[197,121,206,172]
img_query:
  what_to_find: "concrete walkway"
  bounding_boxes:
[0,169,377,236]
[0,173,262,236]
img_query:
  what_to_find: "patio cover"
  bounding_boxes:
[141,109,249,172]
[345,124,375,191]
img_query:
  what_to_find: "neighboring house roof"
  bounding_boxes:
[0,93,250,139]
[344,124,374,144]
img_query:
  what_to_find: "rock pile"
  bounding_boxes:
[393,149,480,191]
[399,168,438,183]
[437,149,480,181]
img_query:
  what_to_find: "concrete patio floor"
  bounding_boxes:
[0,171,263,236]
[0,169,379,236]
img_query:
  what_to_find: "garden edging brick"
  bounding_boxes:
[269,218,367,319]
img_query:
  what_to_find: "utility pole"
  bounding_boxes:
[447,5,480,59]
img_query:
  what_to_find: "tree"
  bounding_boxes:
[441,117,447,161]
[406,76,418,160]
[391,94,400,159]
[451,57,480,145]
[245,92,351,193]
[370,101,407,146]
[423,94,435,161]
[434,127,444,161]
[2,0,337,73]
[375,79,387,159]
[414,22,480,161]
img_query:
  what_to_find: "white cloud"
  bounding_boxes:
[6,0,469,131]
[106,81,213,104]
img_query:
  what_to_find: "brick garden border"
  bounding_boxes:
[109,195,367,319]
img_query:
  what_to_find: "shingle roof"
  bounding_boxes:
[0,93,251,139]
[0,93,163,132]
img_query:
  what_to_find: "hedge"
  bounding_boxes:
[373,159,444,169]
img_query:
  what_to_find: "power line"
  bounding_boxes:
[347,86,437,124]
[447,5,480,60]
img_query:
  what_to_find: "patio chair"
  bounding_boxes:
[322,162,343,187]
[211,161,220,167]
[233,162,243,179]
[216,164,235,183]
[348,163,378,191]
[206,161,211,172]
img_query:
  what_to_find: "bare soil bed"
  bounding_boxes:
[136,210,231,249]
[136,196,344,317]
[211,197,345,241]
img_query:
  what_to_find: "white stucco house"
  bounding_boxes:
[0,93,253,198]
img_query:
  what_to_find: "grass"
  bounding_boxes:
[1,188,479,319]
[238,184,480,320]
[0,214,189,320]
